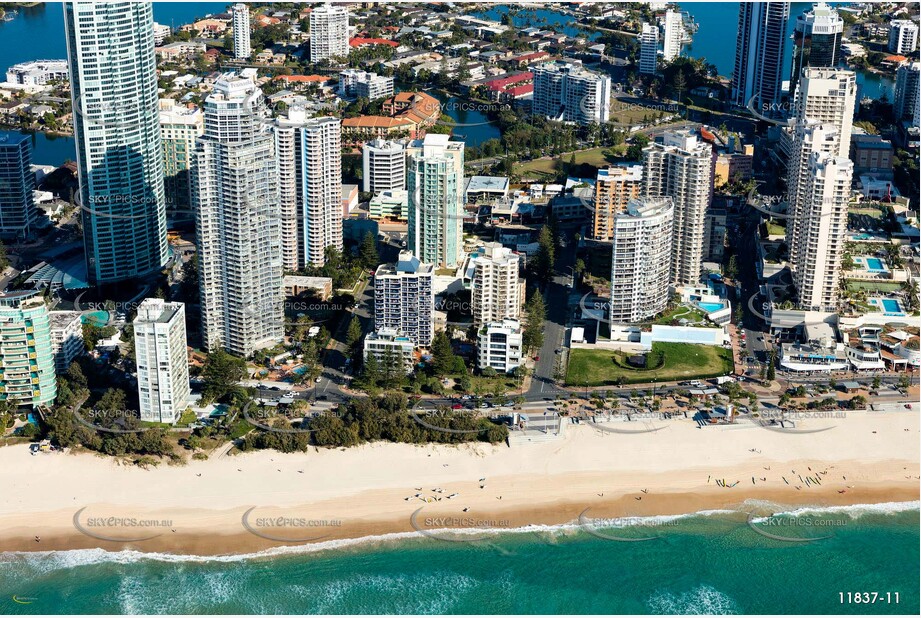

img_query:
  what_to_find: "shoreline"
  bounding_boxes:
[1,411,918,557]
[0,487,918,559]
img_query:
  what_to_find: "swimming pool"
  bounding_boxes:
[881,299,903,313]
[864,258,886,272]
[80,310,109,326]
[698,302,725,313]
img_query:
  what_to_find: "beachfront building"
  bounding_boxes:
[888,19,919,55]
[339,69,394,101]
[642,130,712,286]
[310,4,349,63]
[786,125,853,312]
[362,139,406,193]
[406,134,465,268]
[471,243,524,327]
[0,132,37,241]
[192,73,283,357]
[591,165,643,241]
[894,62,920,124]
[784,67,857,312]
[790,2,843,95]
[532,60,611,125]
[273,110,343,268]
[363,328,416,375]
[133,299,190,424]
[609,198,674,324]
[158,99,204,209]
[477,319,523,374]
[662,10,684,62]
[65,1,169,284]
[48,311,83,374]
[231,4,251,60]
[4,60,68,86]
[639,23,659,75]
[0,291,56,408]
[373,251,435,348]
[732,1,789,113]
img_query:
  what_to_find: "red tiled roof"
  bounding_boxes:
[350,37,399,48]
[485,72,533,91]
[274,74,330,83]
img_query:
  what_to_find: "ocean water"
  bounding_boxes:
[2,503,918,614]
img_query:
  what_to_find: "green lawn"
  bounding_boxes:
[765,221,785,236]
[566,343,734,387]
[514,146,628,177]
[650,304,710,326]
[846,281,903,293]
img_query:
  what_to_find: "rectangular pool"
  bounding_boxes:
[881,299,903,313]
[864,258,886,271]
[698,302,725,313]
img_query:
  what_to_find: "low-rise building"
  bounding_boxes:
[363,328,416,374]
[282,275,333,300]
[477,318,523,374]
[369,189,408,221]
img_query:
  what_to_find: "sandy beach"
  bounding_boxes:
[0,409,917,555]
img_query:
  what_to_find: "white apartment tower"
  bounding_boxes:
[785,69,857,312]
[134,298,190,424]
[642,130,713,286]
[786,130,853,312]
[732,2,790,112]
[339,69,394,101]
[231,4,252,60]
[363,138,406,193]
[274,109,342,269]
[662,10,684,62]
[609,198,674,324]
[159,99,204,209]
[532,60,611,124]
[888,20,919,55]
[407,134,465,268]
[373,251,434,347]
[471,243,524,327]
[64,1,169,284]
[310,4,349,63]
[192,73,283,357]
[639,23,659,75]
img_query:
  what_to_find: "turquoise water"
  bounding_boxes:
[881,299,903,313]
[864,258,886,272]
[698,302,725,313]
[79,310,109,326]
[1,504,917,614]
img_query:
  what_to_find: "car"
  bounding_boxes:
[317,395,328,401]
[905,404,913,409]
[460,395,472,400]
[270,386,281,391]
[534,356,540,361]
[555,348,562,354]
[315,377,322,384]
[451,404,463,410]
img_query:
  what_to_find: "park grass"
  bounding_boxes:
[765,221,785,236]
[514,146,628,177]
[565,342,733,387]
[846,281,903,293]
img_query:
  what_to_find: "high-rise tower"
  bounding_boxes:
[65,1,168,284]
